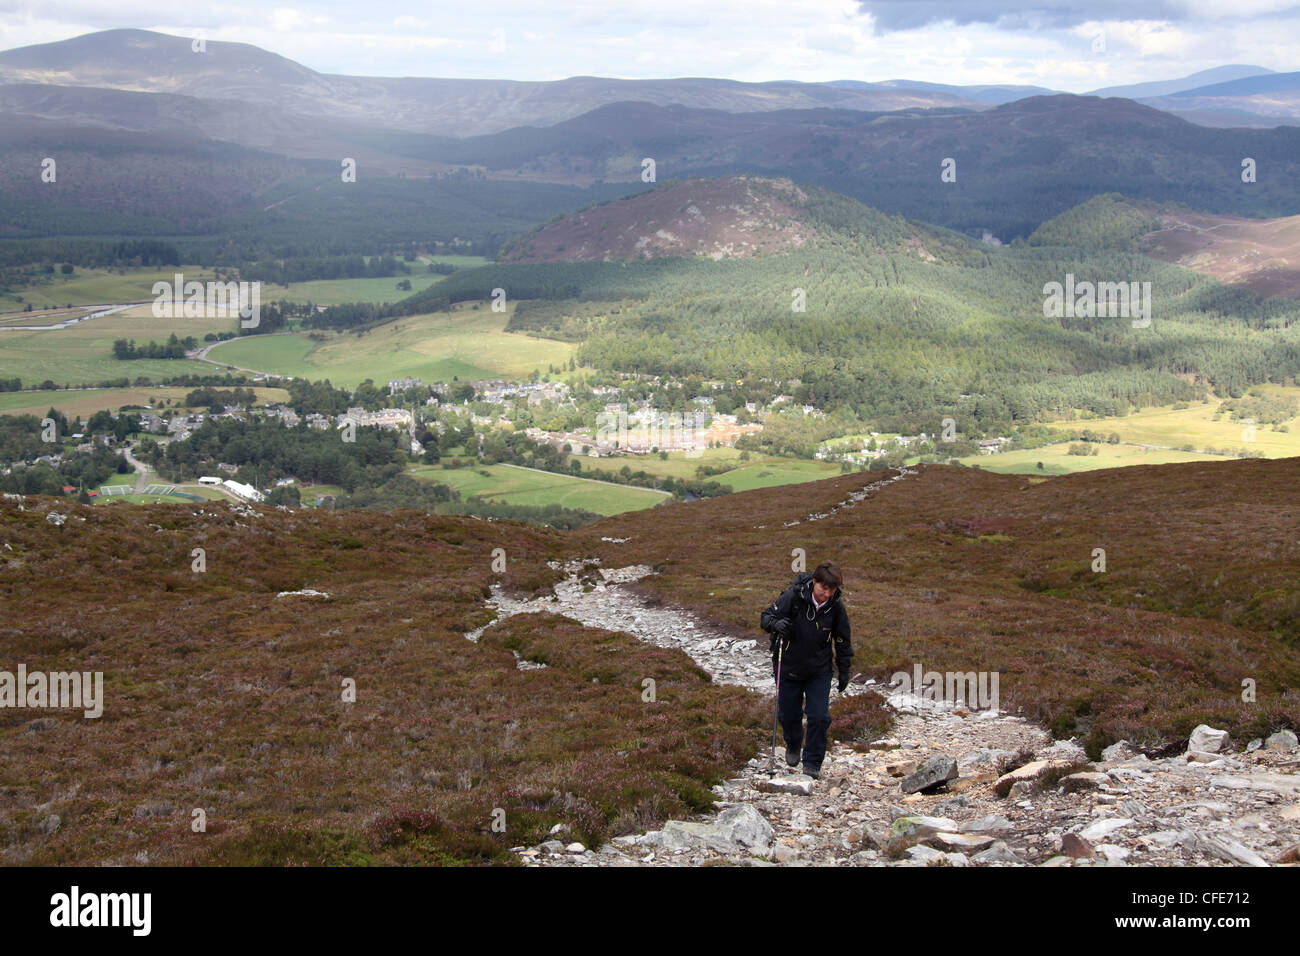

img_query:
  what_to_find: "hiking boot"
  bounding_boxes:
[785,747,800,768]
[802,764,821,780]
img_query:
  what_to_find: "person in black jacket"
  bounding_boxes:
[760,561,852,779]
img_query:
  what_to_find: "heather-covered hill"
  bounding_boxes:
[496,175,963,264]
[498,176,817,263]
[3,453,1298,866]
[1139,209,1300,300]
[0,497,770,865]
[1030,193,1300,300]
[568,458,1300,753]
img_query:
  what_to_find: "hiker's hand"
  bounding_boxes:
[838,674,850,693]
[771,618,791,639]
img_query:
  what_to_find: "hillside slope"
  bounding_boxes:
[569,457,1300,749]
[496,175,964,264]
[499,176,816,262]
[3,455,1297,864]
[1031,194,1300,299]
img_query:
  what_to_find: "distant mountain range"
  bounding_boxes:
[0,29,985,137]
[0,29,1294,133]
[1,28,1297,251]
[1088,65,1275,99]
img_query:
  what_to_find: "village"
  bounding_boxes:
[4,371,1013,505]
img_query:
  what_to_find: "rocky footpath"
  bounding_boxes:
[466,561,773,690]
[465,548,1298,868]
[514,708,1299,866]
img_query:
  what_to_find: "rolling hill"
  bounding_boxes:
[1091,64,1274,99]
[3,30,1300,247]
[499,176,911,263]
[0,28,990,137]
[397,178,1300,439]
[1030,193,1300,300]
[1140,71,1300,127]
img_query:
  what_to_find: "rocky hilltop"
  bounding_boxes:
[498,176,818,263]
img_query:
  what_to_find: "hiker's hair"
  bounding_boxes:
[812,561,842,590]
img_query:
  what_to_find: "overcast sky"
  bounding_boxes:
[0,1,1296,90]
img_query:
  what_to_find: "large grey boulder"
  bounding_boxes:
[961,814,1012,833]
[651,804,774,857]
[714,804,774,854]
[901,755,958,793]
[1061,771,1111,794]
[1040,739,1088,763]
[1102,740,1138,761]
[1265,730,1298,752]
[890,815,958,840]
[924,832,996,853]
[971,841,1025,865]
[957,748,1017,774]
[1189,724,1229,753]
[1078,818,1133,842]
[993,759,1073,797]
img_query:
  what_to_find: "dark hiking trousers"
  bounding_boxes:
[777,670,831,771]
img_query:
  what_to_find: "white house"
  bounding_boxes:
[198,476,222,486]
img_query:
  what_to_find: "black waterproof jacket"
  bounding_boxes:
[760,572,853,681]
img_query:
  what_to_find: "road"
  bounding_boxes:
[0,302,147,332]
[121,443,153,493]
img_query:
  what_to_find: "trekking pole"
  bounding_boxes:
[767,638,784,776]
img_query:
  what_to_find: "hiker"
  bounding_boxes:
[760,561,853,780]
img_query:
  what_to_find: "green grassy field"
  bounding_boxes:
[0,262,491,314]
[405,451,839,514]
[0,386,289,419]
[409,462,667,515]
[941,442,1224,475]
[205,302,575,388]
[299,484,346,505]
[263,275,443,307]
[0,267,221,314]
[253,257,490,306]
[418,255,493,268]
[1033,385,1300,459]
[174,485,230,500]
[710,459,847,491]
[94,484,239,505]
[549,445,845,486]
[557,446,843,489]
[0,304,231,386]
[561,446,742,479]
[0,268,185,314]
